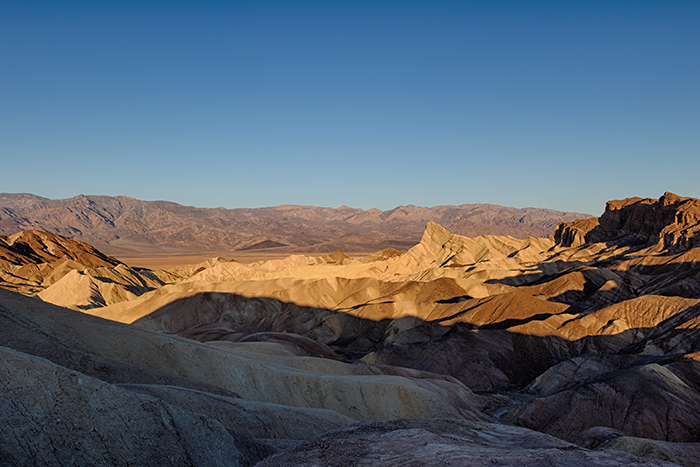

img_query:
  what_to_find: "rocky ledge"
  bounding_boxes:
[552,192,700,250]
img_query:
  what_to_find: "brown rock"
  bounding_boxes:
[0,229,121,267]
[552,192,700,251]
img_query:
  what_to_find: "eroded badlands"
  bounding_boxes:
[2,192,700,466]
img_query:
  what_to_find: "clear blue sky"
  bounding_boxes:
[1,1,698,215]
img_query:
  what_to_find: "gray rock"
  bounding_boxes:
[119,383,355,441]
[504,359,700,442]
[602,436,700,467]
[257,418,682,466]
[0,346,240,467]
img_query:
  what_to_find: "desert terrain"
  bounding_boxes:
[2,192,700,466]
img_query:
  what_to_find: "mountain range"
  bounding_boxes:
[0,193,591,256]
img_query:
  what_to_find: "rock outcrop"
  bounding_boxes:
[504,355,700,442]
[0,229,121,267]
[0,229,124,295]
[552,192,700,250]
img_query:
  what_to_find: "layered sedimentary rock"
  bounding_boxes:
[552,192,700,250]
[0,346,243,467]
[0,229,121,267]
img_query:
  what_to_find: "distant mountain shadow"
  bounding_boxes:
[236,240,289,250]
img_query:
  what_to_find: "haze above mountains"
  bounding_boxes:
[2,192,700,465]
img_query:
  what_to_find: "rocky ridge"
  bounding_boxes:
[257,419,681,467]
[0,229,124,295]
[552,192,700,250]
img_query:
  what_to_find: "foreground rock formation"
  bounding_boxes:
[0,287,484,466]
[2,192,700,466]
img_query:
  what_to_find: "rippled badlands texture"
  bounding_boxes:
[2,192,700,466]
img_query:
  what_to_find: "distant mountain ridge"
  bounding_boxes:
[0,193,592,255]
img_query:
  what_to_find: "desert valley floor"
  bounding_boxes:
[2,192,700,466]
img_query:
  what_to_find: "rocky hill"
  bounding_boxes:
[0,230,125,295]
[0,229,121,267]
[0,193,591,255]
[552,192,700,251]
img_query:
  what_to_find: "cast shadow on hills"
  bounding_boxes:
[484,258,700,302]
[132,291,700,393]
[129,290,700,444]
[5,285,700,445]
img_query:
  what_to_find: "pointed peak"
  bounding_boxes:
[420,222,453,247]
[425,221,451,236]
[660,192,685,206]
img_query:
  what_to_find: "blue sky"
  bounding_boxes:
[1,1,698,215]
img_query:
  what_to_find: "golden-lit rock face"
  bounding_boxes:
[3,193,700,465]
[552,192,700,251]
[0,229,123,294]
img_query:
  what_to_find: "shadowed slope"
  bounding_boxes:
[0,229,121,267]
[256,419,682,467]
[0,288,487,423]
[0,346,242,467]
